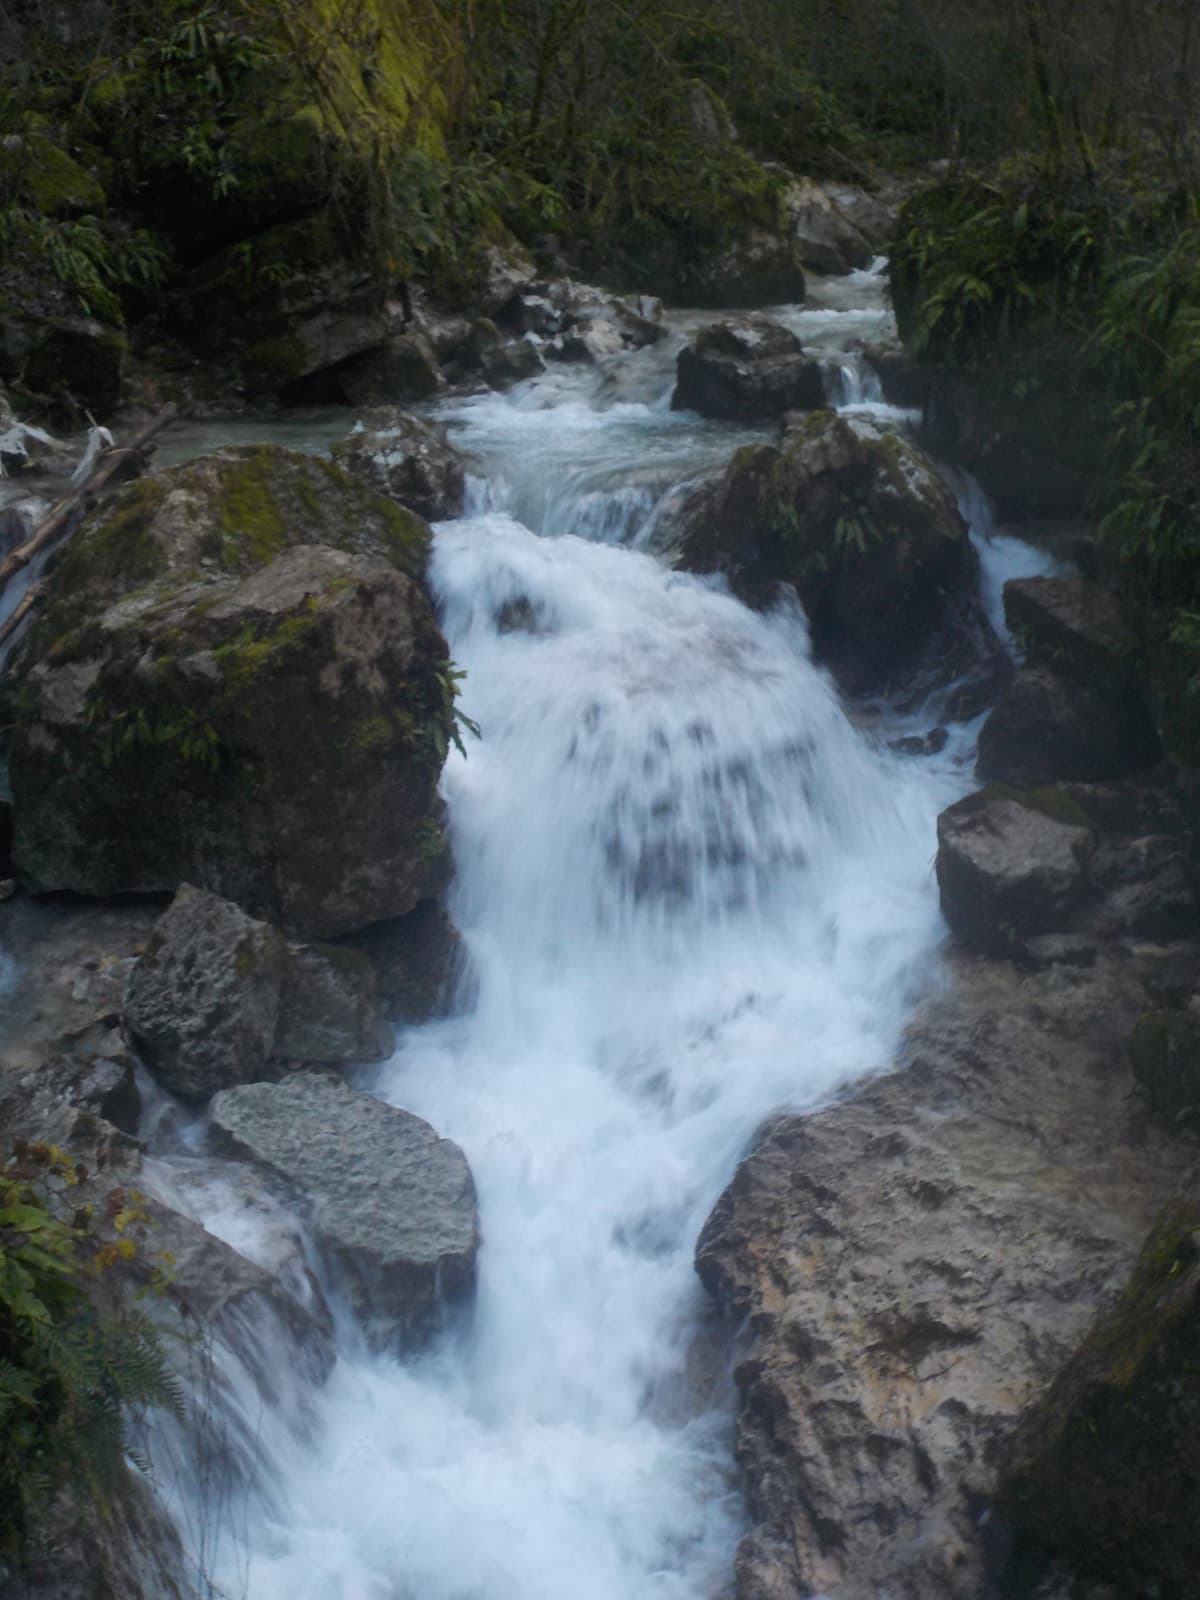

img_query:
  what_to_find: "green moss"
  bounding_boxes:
[988,783,1093,830]
[217,445,289,565]
[58,478,168,595]
[373,496,430,576]
[241,333,309,393]
[19,136,106,216]
[213,602,321,689]
[342,714,393,755]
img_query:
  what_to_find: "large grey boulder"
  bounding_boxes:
[936,788,1096,956]
[671,316,823,421]
[696,950,1193,1600]
[124,885,391,1102]
[332,408,467,522]
[9,446,455,938]
[783,176,894,275]
[209,1072,480,1346]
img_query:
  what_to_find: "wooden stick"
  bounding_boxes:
[0,582,45,651]
[0,403,177,595]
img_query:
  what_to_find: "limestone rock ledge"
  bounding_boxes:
[696,949,1195,1600]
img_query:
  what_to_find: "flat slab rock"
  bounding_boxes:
[696,948,1195,1600]
[209,1072,479,1346]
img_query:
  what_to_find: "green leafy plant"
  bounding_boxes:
[0,1141,182,1554]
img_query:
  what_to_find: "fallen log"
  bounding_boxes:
[0,403,177,596]
[0,581,44,651]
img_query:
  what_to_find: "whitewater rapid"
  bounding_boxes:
[152,266,1057,1600]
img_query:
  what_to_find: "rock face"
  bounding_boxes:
[124,885,389,1102]
[342,899,462,1022]
[691,229,808,309]
[9,446,455,937]
[672,409,1005,700]
[671,317,824,421]
[997,1185,1200,1599]
[784,177,894,275]
[209,1072,480,1346]
[977,575,1162,785]
[695,950,1195,1600]
[935,788,1096,956]
[332,408,467,521]
[1129,1007,1200,1126]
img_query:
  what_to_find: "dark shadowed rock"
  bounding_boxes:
[1092,835,1198,940]
[689,230,808,309]
[10,446,454,937]
[479,337,545,389]
[1129,1008,1200,1126]
[209,1072,479,1346]
[672,316,823,421]
[672,409,1006,701]
[696,950,1193,1600]
[976,664,1163,786]
[1003,574,1134,691]
[935,788,1096,956]
[997,1184,1200,1599]
[333,408,467,521]
[124,886,390,1100]
[342,899,462,1023]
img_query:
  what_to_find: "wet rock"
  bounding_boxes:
[333,408,467,521]
[935,787,1096,956]
[1004,575,1134,691]
[341,899,462,1023]
[209,1072,480,1347]
[696,951,1193,1600]
[977,664,1163,786]
[1129,1008,1200,1126]
[124,885,288,1102]
[689,229,807,309]
[1092,835,1198,940]
[10,446,453,938]
[997,1185,1200,1598]
[335,329,444,407]
[19,314,126,423]
[124,886,390,1101]
[479,337,545,389]
[672,316,823,421]
[673,409,1006,700]
[889,726,948,757]
[784,176,891,275]
[477,238,539,318]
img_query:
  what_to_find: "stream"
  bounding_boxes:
[20,264,1060,1598]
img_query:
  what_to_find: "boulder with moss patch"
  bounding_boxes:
[996,1186,1200,1597]
[9,446,456,937]
[672,409,1005,700]
[935,786,1097,956]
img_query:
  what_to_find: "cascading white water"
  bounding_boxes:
[195,509,966,1600]
[127,272,1057,1598]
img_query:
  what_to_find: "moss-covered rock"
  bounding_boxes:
[997,1187,1200,1598]
[9,447,454,938]
[1130,1009,1200,1129]
[671,409,1006,700]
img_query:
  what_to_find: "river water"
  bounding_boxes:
[137,267,1051,1597]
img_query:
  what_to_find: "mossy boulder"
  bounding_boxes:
[672,409,1006,700]
[9,446,453,938]
[1130,1009,1200,1129]
[997,1188,1200,1598]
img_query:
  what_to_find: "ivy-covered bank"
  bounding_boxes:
[890,155,1200,764]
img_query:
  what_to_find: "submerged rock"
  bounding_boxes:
[672,409,1005,700]
[997,1185,1200,1598]
[9,446,454,937]
[332,408,467,521]
[124,885,390,1102]
[209,1072,480,1347]
[695,951,1193,1600]
[935,787,1096,956]
[672,316,824,421]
